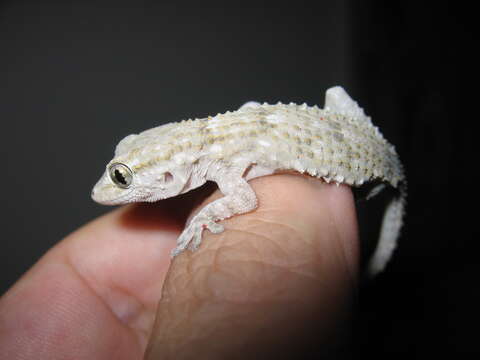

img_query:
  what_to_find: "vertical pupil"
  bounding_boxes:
[114,169,127,184]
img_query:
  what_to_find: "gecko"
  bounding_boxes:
[91,86,406,275]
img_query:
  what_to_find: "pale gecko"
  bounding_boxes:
[91,86,406,275]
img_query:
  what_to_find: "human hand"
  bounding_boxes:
[0,174,358,359]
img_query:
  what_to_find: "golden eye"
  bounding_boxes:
[108,163,133,188]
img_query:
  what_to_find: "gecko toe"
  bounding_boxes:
[207,222,224,234]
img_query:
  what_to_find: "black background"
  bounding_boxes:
[1,0,476,357]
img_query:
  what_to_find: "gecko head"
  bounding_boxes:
[91,157,195,205]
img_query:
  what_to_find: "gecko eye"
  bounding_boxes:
[109,163,133,188]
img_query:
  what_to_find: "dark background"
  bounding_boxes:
[0,0,476,357]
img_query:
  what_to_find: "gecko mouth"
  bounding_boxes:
[92,190,135,205]
[91,177,136,205]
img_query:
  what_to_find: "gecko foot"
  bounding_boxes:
[170,218,225,257]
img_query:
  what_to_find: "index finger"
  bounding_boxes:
[147,174,358,359]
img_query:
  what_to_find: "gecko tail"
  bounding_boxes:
[367,186,407,276]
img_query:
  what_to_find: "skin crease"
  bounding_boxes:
[0,174,358,359]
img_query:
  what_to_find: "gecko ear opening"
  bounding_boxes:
[158,172,174,184]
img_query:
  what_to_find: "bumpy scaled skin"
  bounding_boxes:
[92,87,406,275]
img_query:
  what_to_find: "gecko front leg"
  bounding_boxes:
[171,165,258,257]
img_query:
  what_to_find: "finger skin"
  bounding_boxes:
[0,204,180,360]
[146,174,358,359]
[0,174,358,360]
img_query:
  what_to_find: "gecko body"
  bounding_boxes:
[92,87,406,275]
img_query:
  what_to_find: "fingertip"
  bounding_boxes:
[146,174,359,359]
